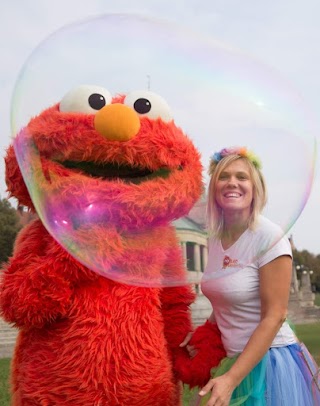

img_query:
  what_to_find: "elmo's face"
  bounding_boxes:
[6,85,203,229]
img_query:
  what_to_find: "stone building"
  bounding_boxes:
[172,217,207,288]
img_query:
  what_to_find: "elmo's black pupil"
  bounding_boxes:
[134,98,151,114]
[88,93,106,110]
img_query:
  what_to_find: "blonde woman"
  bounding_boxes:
[181,146,319,405]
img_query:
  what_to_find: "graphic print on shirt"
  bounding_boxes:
[222,255,242,269]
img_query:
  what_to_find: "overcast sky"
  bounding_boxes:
[1,0,320,254]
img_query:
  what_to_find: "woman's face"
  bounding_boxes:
[215,159,253,217]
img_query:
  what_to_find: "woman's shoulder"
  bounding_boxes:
[254,216,292,266]
[254,215,285,237]
[250,216,290,250]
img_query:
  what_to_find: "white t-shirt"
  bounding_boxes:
[201,215,297,357]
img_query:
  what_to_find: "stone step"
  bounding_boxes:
[0,325,18,333]
[0,319,18,354]
[0,336,18,342]
[1,338,17,344]
[0,344,15,359]
[0,319,14,331]
[191,295,211,327]
[0,331,17,338]
[0,327,18,336]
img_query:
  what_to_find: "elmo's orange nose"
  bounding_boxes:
[94,103,140,141]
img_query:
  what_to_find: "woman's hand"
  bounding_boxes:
[198,373,236,406]
[179,331,198,358]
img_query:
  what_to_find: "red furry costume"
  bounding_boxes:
[0,86,225,405]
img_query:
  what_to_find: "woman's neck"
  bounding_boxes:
[221,212,250,248]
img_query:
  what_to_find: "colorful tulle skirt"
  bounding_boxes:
[191,343,320,405]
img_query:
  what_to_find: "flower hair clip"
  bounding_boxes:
[210,146,262,170]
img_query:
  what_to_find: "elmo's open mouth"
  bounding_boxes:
[58,160,175,184]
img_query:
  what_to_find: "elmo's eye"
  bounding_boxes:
[88,93,107,110]
[134,98,152,114]
[124,91,172,122]
[60,85,112,114]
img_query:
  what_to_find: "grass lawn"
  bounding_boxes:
[0,359,10,406]
[294,322,320,364]
[1,324,319,405]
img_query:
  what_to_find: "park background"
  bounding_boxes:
[1,0,320,404]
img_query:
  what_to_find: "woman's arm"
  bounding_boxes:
[199,254,292,405]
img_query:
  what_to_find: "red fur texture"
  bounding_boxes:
[6,104,203,230]
[1,90,225,405]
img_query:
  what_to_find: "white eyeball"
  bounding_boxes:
[124,90,173,122]
[59,85,112,114]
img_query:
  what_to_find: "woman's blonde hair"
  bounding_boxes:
[207,152,267,238]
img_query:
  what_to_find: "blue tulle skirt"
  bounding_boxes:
[265,344,320,405]
[192,343,320,405]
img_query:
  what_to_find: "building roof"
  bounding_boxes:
[188,199,206,228]
[173,195,207,234]
[172,216,206,234]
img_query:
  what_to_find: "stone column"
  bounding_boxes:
[194,244,201,272]
[202,245,208,271]
[299,271,315,307]
[301,271,311,291]
[291,264,299,293]
[194,244,201,293]
[181,242,187,265]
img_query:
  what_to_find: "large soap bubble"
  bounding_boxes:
[11,14,317,287]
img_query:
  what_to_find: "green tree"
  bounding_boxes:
[0,198,21,266]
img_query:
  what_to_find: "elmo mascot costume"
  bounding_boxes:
[1,85,225,405]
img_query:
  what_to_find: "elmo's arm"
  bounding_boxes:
[176,320,226,388]
[0,220,75,328]
[160,241,226,388]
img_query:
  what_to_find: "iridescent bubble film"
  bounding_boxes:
[11,14,317,287]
